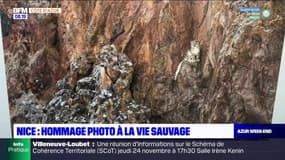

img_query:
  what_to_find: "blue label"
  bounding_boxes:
[234,124,285,139]
[13,14,28,20]
[240,7,261,12]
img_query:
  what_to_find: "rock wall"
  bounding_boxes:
[2,0,285,124]
[12,45,150,124]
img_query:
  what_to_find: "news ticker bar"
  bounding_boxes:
[1,139,285,160]
[13,124,285,139]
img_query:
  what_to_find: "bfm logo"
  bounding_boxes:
[13,8,28,20]
[13,8,28,14]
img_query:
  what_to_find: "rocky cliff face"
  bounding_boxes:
[12,44,150,124]
[2,0,285,124]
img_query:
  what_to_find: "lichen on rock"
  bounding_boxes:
[174,40,201,80]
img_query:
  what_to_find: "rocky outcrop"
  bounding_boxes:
[2,0,285,124]
[12,45,150,124]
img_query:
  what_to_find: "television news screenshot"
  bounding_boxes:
[0,0,285,160]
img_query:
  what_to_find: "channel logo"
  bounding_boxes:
[239,7,271,20]
[12,7,61,20]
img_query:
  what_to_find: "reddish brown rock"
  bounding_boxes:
[2,0,285,123]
